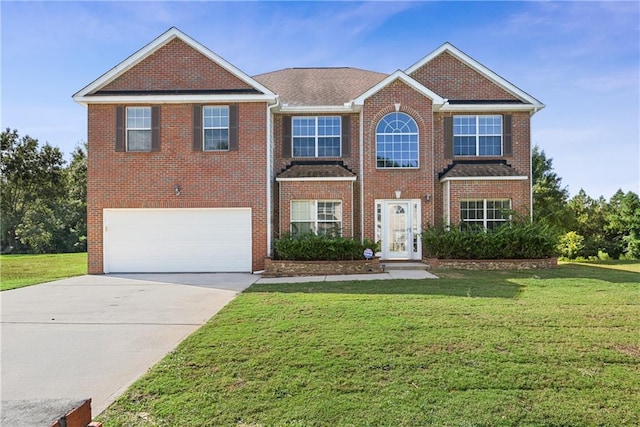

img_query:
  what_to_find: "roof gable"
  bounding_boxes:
[74,27,274,103]
[406,43,543,107]
[352,70,446,107]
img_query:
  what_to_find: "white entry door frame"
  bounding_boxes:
[375,199,422,260]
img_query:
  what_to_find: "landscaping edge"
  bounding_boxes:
[425,257,558,270]
[263,257,383,277]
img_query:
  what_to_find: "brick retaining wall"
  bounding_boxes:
[263,257,382,277]
[425,257,557,270]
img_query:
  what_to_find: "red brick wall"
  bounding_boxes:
[409,51,519,101]
[273,113,360,173]
[446,179,530,225]
[102,38,253,92]
[278,181,354,237]
[86,38,536,268]
[432,111,532,225]
[361,79,436,241]
[273,113,361,238]
[87,102,268,273]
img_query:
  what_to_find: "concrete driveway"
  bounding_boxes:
[1,273,258,423]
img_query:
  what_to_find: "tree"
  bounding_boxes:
[531,145,570,229]
[62,144,88,252]
[604,190,640,258]
[18,143,88,253]
[1,129,66,252]
[566,189,608,257]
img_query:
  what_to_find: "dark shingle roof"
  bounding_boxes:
[439,161,524,180]
[276,164,356,180]
[253,67,388,106]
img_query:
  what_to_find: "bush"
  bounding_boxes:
[422,219,559,259]
[557,231,585,259]
[274,233,378,261]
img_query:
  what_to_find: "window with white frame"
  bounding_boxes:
[460,199,511,230]
[126,107,152,151]
[291,200,342,236]
[292,116,341,157]
[454,115,502,156]
[203,106,230,151]
[376,112,419,168]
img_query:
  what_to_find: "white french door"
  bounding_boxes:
[376,200,421,260]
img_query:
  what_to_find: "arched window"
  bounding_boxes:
[376,112,419,168]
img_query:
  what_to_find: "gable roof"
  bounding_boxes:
[406,42,544,110]
[254,67,387,111]
[352,70,446,108]
[73,27,276,105]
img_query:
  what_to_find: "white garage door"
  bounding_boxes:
[103,208,252,273]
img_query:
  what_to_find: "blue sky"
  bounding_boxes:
[2,1,638,199]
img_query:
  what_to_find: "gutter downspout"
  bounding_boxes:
[267,96,280,258]
[530,143,534,221]
[529,105,542,221]
[358,106,365,243]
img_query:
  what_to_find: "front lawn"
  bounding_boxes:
[0,253,87,291]
[99,263,640,426]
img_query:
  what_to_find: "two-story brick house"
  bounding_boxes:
[74,27,543,274]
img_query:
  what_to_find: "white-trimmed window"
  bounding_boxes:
[461,199,511,230]
[292,116,341,157]
[203,106,230,151]
[291,200,342,236]
[454,115,502,156]
[376,112,419,168]
[126,107,152,151]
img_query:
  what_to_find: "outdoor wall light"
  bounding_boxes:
[395,190,401,199]
[174,184,181,196]
[425,193,431,202]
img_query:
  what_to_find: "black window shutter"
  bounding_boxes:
[229,104,239,151]
[503,114,513,157]
[341,115,351,157]
[282,116,292,158]
[115,106,125,152]
[193,104,203,151]
[444,116,453,159]
[151,106,161,152]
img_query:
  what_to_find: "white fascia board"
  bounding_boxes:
[277,105,356,114]
[440,175,528,183]
[73,94,277,106]
[439,103,545,113]
[406,42,544,107]
[276,176,357,182]
[352,70,446,106]
[73,27,275,100]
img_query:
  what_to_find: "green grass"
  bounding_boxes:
[99,263,640,426]
[0,252,87,291]
[563,259,640,273]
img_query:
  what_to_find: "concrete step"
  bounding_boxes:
[381,262,429,271]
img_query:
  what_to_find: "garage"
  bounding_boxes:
[103,208,252,273]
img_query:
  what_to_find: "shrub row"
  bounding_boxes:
[274,233,378,261]
[422,220,559,260]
